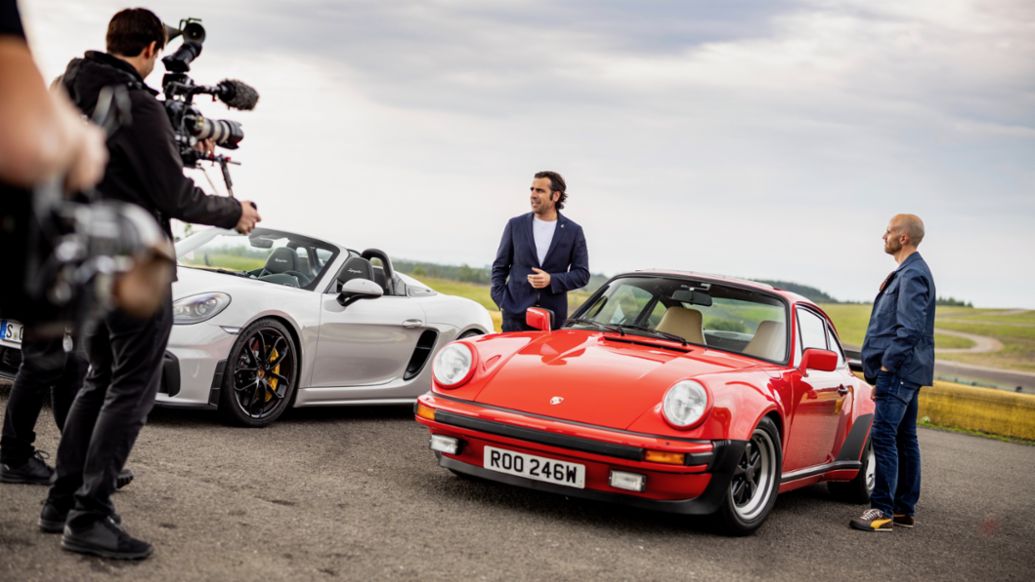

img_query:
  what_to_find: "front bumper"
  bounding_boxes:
[416,393,745,515]
[154,322,236,408]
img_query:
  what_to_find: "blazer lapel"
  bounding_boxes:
[525,213,540,268]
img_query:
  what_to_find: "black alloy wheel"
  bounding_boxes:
[714,417,782,536]
[219,319,299,427]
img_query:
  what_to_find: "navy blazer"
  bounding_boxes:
[861,252,936,387]
[490,212,590,326]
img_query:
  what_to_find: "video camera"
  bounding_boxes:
[160,18,259,196]
[1,87,175,338]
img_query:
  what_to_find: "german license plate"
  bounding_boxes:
[483,446,585,489]
[0,319,23,344]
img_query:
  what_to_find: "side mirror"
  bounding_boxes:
[525,307,553,332]
[337,278,383,308]
[801,348,838,373]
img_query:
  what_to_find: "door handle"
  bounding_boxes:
[837,385,849,395]
[402,319,424,329]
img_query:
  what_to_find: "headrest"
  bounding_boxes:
[264,247,297,275]
[337,255,375,287]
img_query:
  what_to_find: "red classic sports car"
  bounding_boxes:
[415,271,875,534]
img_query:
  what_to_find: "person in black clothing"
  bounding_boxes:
[40,8,261,560]
[0,331,87,483]
[1,0,107,483]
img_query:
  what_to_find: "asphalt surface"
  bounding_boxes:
[1,385,1033,581]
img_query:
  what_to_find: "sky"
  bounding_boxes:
[21,0,1035,307]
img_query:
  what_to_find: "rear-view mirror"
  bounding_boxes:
[801,348,838,373]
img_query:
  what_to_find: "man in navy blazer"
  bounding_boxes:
[491,171,589,331]
[851,213,935,533]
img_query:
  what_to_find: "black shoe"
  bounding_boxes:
[61,516,152,560]
[115,468,134,490]
[39,500,121,534]
[849,508,893,532]
[0,450,54,485]
[893,513,915,528]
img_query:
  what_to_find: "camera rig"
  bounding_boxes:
[160,18,258,197]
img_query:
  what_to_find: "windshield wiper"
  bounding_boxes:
[617,324,688,346]
[567,318,624,335]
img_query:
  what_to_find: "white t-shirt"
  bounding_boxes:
[532,216,557,265]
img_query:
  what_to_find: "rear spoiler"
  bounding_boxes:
[844,348,864,374]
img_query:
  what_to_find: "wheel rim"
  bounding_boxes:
[864,445,876,493]
[730,429,777,521]
[231,328,295,420]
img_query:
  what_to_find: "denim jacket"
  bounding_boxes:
[861,253,936,387]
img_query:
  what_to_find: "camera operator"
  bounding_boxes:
[0,0,108,484]
[41,8,261,560]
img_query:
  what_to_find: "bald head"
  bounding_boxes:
[892,214,925,246]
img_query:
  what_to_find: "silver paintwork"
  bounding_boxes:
[156,228,493,410]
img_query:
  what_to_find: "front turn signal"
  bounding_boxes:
[644,450,686,465]
[416,402,436,421]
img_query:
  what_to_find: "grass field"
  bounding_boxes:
[820,303,1035,372]
[415,276,1033,372]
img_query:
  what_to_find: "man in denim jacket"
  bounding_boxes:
[851,214,935,532]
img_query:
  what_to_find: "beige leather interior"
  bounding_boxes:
[655,306,704,344]
[743,320,786,361]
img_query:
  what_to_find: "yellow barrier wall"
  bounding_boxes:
[920,381,1035,441]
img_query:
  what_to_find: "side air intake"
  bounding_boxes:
[404,330,439,380]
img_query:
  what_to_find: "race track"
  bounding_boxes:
[1,387,1032,581]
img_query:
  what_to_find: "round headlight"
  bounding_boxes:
[173,292,231,324]
[432,343,475,387]
[662,380,709,428]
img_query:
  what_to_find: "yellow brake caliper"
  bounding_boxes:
[264,347,280,402]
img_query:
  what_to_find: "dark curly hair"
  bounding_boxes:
[106,8,166,57]
[534,170,568,210]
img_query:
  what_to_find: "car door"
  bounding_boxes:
[784,307,848,470]
[309,289,426,389]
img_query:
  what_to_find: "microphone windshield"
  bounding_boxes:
[216,79,259,110]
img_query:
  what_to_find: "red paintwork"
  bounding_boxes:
[417,271,874,506]
[525,307,552,331]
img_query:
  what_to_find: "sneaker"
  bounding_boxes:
[61,516,152,560]
[115,468,134,490]
[893,513,915,528]
[39,499,121,534]
[850,508,893,532]
[0,450,54,485]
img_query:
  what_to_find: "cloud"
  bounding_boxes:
[21,0,1035,307]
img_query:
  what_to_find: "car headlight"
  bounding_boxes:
[173,292,231,325]
[432,343,475,387]
[662,380,709,428]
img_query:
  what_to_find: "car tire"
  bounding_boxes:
[458,329,483,339]
[713,417,782,536]
[828,438,875,504]
[219,318,299,428]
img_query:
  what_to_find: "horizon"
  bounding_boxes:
[22,0,1035,309]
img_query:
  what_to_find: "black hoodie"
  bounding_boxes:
[61,51,242,245]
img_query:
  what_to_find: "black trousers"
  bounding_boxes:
[48,293,172,526]
[0,329,86,465]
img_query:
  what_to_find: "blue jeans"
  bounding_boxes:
[870,371,922,517]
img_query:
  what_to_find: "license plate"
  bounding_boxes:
[0,319,23,344]
[483,446,585,489]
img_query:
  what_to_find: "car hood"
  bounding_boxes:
[173,265,302,298]
[471,330,757,430]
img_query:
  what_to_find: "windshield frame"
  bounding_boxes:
[175,227,341,291]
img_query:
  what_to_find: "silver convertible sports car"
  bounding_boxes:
[158,227,493,426]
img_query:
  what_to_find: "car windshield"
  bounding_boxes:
[175,228,339,290]
[570,276,789,363]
